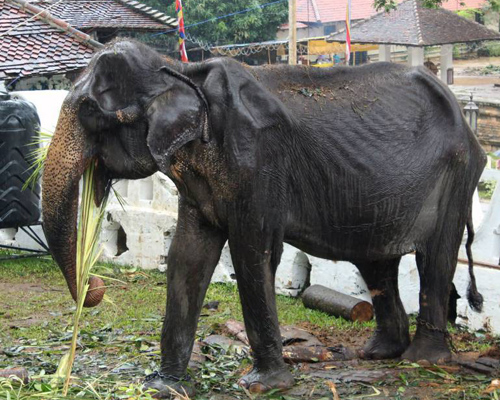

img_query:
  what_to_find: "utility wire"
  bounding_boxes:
[152,0,287,37]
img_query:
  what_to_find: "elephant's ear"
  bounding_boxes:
[146,80,208,173]
[89,52,135,112]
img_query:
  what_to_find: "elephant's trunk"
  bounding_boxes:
[42,99,105,308]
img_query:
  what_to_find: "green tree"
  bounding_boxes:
[374,0,500,12]
[141,0,288,46]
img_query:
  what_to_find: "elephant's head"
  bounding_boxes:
[42,40,210,307]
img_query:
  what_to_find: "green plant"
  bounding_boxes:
[478,179,497,200]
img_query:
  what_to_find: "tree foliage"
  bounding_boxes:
[140,0,288,46]
[374,0,499,12]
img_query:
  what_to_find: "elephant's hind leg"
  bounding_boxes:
[402,245,459,364]
[356,257,410,359]
[402,194,468,364]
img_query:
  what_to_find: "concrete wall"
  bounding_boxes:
[476,102,500,152]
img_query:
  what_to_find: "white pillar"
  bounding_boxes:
[440,44,454,84]
[407,47,424,67]
[379,44,391,62]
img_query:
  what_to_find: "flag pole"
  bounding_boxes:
[289,0,297,65]
[345,0,351,65]
[176,0,188,62]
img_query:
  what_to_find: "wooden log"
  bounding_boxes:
[0,367,29,383]
[283,344,356,363]
[302,285,373,322]
[225,319,250,345]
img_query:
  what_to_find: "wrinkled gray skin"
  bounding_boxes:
[42,40,486,398]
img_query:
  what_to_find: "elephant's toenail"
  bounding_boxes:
[238,379,249,389]
[249,382,269,394]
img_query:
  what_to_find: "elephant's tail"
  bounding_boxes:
[465,211,484,312]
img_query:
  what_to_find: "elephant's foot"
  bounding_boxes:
[402,329,452,364]
[359,329,410,360]
[143,371,195,399]
[238,367,294,394]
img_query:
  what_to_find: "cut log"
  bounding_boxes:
[283,344,356,363]
[0,367,29,383]
[302,285,373,322]
[225,319,250,345]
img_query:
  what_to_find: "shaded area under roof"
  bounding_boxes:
[327,0,500,46]
[31,0,177,32]
[0,0,99,81]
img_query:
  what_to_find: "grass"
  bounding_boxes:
[1,255,500,399]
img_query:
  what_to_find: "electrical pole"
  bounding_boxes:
[289,0,297,65]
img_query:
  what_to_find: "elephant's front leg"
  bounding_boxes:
[229,225,294,394]
[144,200,226,398]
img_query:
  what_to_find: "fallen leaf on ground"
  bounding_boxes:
[483,379,500,393]
[326,380,340,400]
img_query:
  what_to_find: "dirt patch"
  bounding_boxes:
[454,76,500,86]
[0,282,47,294]
[0,282,63,329]
[297,321,372,349]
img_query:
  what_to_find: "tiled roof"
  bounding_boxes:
[327,0,500,46]
[0,0,100,81]
[294,0,486,25]
[32,0,177,31]
[296,0,377,24]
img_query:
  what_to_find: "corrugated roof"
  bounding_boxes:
[327,0,500,46]
[31,0,177,31]
[0,0,99,80]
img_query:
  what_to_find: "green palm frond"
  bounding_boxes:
[23,130,54,190]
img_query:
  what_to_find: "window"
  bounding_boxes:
[324,24,336,36]
[475,11,484,25]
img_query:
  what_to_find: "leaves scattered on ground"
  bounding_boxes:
[1,254,500,399]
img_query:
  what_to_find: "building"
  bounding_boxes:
[278,0,498,43]
[30,0,177,43]
[0,0,101,90]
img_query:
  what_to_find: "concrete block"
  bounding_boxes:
[0,228,17,241]
[455,263,500,333]
[12,226,46,251]
[100,205,177,269]
[309,257,371,303]
[212,243,235,283]
[397,255,420,314]
[275,244,310,297]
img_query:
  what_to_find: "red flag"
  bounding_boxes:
[176,0,188,62]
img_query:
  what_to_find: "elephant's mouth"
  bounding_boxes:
[80,97,158,181]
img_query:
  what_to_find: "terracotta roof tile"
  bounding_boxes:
[0,0,97,80]
[31,0,177,31]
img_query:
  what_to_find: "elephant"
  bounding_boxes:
[42,40,486,397]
